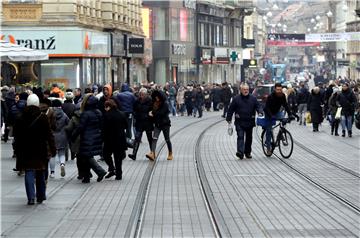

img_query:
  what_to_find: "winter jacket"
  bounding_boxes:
[176,88,185,105]
[264,92,291,118]
[221,86,232,104]
[53,107,69,149]
[62,100,76,119]
[98,84,113,115]
[14,106,56,170]
[72,95,103,157]
[193,90,205,106]
[211,87,222,103]
[328,93,339,116]
[103,108,128,151]
[9,100,26,125]
[65,110,81,154]
[184,90,193,105]
[133,96,154,131]
[337,89,357,116]
[297,87,310,104]
[151,90,171,129]
[226,94,262,128]
[117,84,136,113]
[307,91,323,124]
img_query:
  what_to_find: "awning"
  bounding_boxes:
[0,40,49,62]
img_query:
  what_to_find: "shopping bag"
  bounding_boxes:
[335,107,342,120]
[227,124,234,136]
[305,112,311,124]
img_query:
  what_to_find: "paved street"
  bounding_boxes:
[1,111,360,238]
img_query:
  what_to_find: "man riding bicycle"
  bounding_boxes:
[263,83,294,156]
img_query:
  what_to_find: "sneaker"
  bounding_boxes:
[60,164,65,177]
[50,172,55,178]
[27,199,35,205]
[82,178,90,183]
[245,153,252,159]
[105,171,115,179]
[97,172,106,182]
[236,152,244,160]
[265,149,272,156]
[115,176,122,180]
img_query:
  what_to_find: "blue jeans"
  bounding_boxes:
[25,170,46,201]
[265,112,284,149]
[169,99,176,116]
[340,115,353,131]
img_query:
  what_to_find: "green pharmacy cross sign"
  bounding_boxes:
[230,51,238,62]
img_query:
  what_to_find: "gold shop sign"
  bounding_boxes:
[3,4,42,21]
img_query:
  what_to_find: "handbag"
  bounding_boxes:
[335,107,342,120]
[305,112,311,124]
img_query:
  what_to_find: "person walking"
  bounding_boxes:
[146,90,173,161]
[128,88,153,160]
[72,94,107,183]
[328,87,340,136]
[337,83,357,137]
[184,86,194,116]
[296,82,310,125]
[176,86,186,116]
[103,99,128,180]
[49,99,70,178]
[116,83,136,140]
[193,85,204,118]
[13,94,56,205]
[307,87,324,132]
[62,91,76,120]
[221,82,232,118]
[226,84,262,159]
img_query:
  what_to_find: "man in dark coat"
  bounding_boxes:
[128,88,153,160]
[226,83,263,159]
[73,88,82,105]
[62,91,76,120]
[211,84,222,111]
[296,82,310,125]
[193,85,204,118]
[72,94,106,183]
[103,99,128,180]
[307,87,324,132]
[116,83,136,139]
[337,83,357,137]
[14,94,56,205]
[221,82,233,118]
[184,86,194,116]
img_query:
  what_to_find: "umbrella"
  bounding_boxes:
[0,40,48,62]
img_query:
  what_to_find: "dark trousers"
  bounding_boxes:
[235,125,253,155]
[135,129,153,151]
[196,104,203,118]
[103,147,125,177]
[152,126,172,153]
[213,101,219,111]
[25,170,46,201]
[79,155,106,179]
[223,102,230,117]
[185,102,193,116]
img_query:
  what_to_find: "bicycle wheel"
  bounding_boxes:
[261,129,272,157]
[278,129,293,158]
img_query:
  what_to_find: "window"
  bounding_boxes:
[153,8,168,40]
[171,8,179,41]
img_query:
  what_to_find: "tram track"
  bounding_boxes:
[125,115,224,238]
[255,127,360,215]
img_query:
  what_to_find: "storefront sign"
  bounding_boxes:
[214,48,228,57]
[201,48,212,64]
[337,60,350,66]
[172,44,186,55]
[267,33,305,41]
[305,32,360,42]
[129,38,144,54]
[1,28,110,57]
[241,38,255,48]
[111,33,125,56]
[267,40,320,47]
[213,57,229,64]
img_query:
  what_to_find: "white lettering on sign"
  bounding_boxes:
[172,44,186,55]
[131,44,142,48]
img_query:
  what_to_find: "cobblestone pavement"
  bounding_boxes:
[1,112,359,238]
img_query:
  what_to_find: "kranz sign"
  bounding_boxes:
[128,38,144,54]
[1,34,56,50]
[172,44,186,55]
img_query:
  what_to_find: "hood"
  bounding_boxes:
[80,93,93,112]
[84,95,98,111]
[17,99,27,109]
[103,84,113,99]
[53,107,64,120]
[121,83,130,92]
[151,90,167,103]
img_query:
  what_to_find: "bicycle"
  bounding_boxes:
[257,117,295,158]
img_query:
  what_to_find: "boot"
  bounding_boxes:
[334,123,339,136]
[342,130,346,137]
[331,126,334,135]
[128,142,140,160]
[348,130,352,138]
[167,152,173,161]
[146,151,155,161]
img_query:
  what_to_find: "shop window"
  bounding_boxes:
[153,8,168,40]
[41,59,80,90]
[155,59,166,85]
[171,8,179,41]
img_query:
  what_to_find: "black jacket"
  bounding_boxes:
[62,100,76,119]
[133,96,154,131]
[307,91,323,124]
[226,94,262,128]
[73,96,103,157]
[103,108,127,151]
[221,86,232,104]
[337,89,357,116]
[14,106,56,170]
[297,87,310,104]
[151,90,171,129]
[264,92,291,118]
[211,87,222,103]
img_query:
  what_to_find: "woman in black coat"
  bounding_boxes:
[146,90,173,161]
[128,88,153,160]
[72,94,106,183]
[103,99,128,180]
[14,94,56,205]
[307,87,324,132]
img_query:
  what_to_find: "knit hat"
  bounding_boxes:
[65,91,74,100]
[27,94,40,107]
[52,99,62,108]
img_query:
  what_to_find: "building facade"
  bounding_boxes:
[1,0,145,89]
